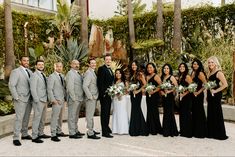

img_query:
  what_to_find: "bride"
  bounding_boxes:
[112,69,129,135]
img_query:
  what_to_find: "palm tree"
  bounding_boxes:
[80,0,88,46]
[4,0,15,81]
[115,0,146,16]
[172,0,181,53]
[156,0,164,40]
[127,0,136,60]
[221,0,225,6]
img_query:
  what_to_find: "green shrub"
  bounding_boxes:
[0,99,14,116]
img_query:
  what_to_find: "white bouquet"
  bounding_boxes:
[176,85,186,94]
[106,83,125,100]
[203,81,217,96]
[145,83,156,97]
[187,83,198,93]
[128,83,139,98]
[160,81,174,97]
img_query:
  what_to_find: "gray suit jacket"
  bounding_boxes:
[47,72,66,102]
[65,69,84,102]
[8,66,32,102]
[83,67,99,100]
[30,70,48,103]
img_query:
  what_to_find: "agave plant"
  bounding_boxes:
[55,38,88,72]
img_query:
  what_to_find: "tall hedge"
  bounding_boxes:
[0,4,234,59]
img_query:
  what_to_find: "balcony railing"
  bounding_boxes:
[11,0,57,11]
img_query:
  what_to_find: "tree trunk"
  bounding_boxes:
[156,0,164,40]
[80,0,88,46]
[172,0,181,53]
[221,0,225,6]
[233,49,235,105]
[127,0,135,61]
[4,0,15,81]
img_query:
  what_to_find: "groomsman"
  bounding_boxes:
[47,62,66,142]
[66,60,84,139]
[83,58,100,139]
[9,56,33,146]
[97,54,114,138]
[30,60,50,143]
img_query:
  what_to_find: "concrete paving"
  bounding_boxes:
[0,115,235,156]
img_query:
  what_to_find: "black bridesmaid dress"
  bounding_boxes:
[192,74,207,138]
[129,79,149,136]
[161,76,178,137]
[178,78,192,138]
[146,74,162,135]
[207,71,228,140]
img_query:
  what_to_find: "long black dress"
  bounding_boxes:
[146,74,162,135]
[162,76,178,137]
[207,71,228,140]
[192,74,207,138]
[129,79,149,136]
[178,77,192,138]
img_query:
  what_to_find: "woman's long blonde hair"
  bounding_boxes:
[206,56,222,76]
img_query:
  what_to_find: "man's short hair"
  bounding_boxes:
[20,55,29,61]
[36,59,44,65]
[104,53,112,60]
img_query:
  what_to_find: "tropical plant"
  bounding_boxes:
[0,99,14,116]
[28,44,45,64]
[0,79,10,97]
[115,0,146,16]
[49,0,80,44]
[55,38,88,72]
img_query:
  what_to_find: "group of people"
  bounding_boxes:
[8,54,228,146]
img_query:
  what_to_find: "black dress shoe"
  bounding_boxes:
[69,134,82,139]
[38,134,51,139]
[13,140,21,146]
[21,135,32,140]
[102,134,113,138]
[76,131,85,136]
[51,136,61,142]
[56,132,68,137]
[87,134,101,139]
[32,137,44,143]
[93,131,100,135]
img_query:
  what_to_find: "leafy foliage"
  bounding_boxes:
[0,99,14,116]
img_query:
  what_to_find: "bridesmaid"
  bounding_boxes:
[206,56,228,140]
[129,61,149,136]
[145,63,162,135]
[161,64,178,137]
[178,63,193,138]
[191,59,207,138]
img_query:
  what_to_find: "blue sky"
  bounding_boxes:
[89,0,234,19]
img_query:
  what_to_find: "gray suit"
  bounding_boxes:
[66,69,84,135]
[30,70,48,140]
[83,67,99,136]
[8,66,33,140]
[47,72,66,137]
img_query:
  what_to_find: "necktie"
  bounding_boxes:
[41,72,47,86]
[59,74,64,86]
[108,68,113,76]
[25,69,30,78]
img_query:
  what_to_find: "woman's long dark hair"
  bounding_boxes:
[178,63,189,83]
[145,62,157,76]
[114,68,126,83]
[161,63,173,81]
[129,60,139,82]
[191,58,206,79]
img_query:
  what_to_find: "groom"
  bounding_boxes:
[97,54,114,138]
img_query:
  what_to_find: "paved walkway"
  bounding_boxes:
[1,115,235,156]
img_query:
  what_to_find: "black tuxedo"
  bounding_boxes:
[97,65,114,135]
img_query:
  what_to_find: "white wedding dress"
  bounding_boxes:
[112,82,129,134]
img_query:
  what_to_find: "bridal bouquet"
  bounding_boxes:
[145,83,156,97]
[187,83,198,93]
[203,81,217,96]
[106,84,125,100]
[128,83,139,98]
[160,81,174,97]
